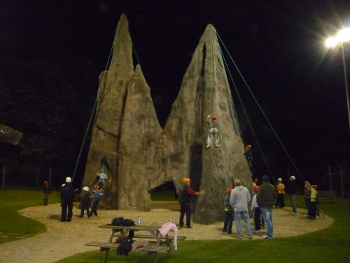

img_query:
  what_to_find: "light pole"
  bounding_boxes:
[325,28,350,134]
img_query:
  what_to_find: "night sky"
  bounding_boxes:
[1,1,350,186]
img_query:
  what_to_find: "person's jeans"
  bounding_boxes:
[290,194,297,213]
[179,203,191,227]
[260,207,273,238]
[234,210,252,237]
[223,211,233,232]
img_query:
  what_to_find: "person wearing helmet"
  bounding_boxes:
[96,170,108,190]
[178,177,205,228]
[276,178,285,208]
[60,177,75,222]
[206,114,220,149]
[304,181,318,219]
[288,175,298,216]
[244,144,253,175]
[79,186,91,219]
[251,185,263,234]
[223,188,234,234]
[43,180,52,206]
[89,184,102,217]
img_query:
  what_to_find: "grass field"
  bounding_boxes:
[1,189,350,263]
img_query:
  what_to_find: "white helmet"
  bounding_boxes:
[66,177,72,183]
[82,186,89,191]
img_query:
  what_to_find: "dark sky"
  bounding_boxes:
[2,0,350,184]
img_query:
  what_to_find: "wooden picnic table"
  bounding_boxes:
[86,224,173,263]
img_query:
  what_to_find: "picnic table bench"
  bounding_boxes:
[86,241,171,263]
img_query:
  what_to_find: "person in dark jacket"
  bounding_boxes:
[257,175,277,239]
[288,175,298,215]
[43,180,52,206]
[178,177,204,228]
[79,186,91,219]
[60,177,75,222]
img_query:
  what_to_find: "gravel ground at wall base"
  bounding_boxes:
[0,202,333,263]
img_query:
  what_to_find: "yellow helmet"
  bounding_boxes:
[182,178,190,184]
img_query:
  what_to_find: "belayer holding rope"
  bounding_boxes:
[206,114,220,149]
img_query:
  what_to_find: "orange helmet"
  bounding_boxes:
[227,188,232,195]
[182,178,190,184]
[253,185,259,192]
[211,114,217,121]
[94,184,101,189]
[246,144,252,150]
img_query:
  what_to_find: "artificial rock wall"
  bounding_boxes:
[82,14,252,224]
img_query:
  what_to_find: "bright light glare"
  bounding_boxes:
[337,28,350,43]
[325,37,338,47]
[326,27,350,47]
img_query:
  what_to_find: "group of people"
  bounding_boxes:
[274,176,298,215]
[40,170,107,222]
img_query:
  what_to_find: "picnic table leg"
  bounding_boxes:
[102,248,109,263]
[153,251,159,263]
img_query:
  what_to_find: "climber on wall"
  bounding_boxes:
[244,144,253,172]
[206,114,220,149]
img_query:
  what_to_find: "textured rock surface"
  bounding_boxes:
[82,15,252,223]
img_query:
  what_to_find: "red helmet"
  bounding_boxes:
[253,185,259,192]
[44,181,48,185]
[246,144,252,150]
[227,188,232,195]
[94,184,101,189]
[211,114,217,121]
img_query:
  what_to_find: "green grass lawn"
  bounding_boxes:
[1,189,350,263]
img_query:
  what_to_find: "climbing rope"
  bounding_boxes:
[217,32,305,183]
[208,27,230,189]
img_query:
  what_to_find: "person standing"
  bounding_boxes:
[276,178,285,208]
[288,175,298,216]
[43,181,52,206]
[79,186,91,219]
[178,177,204,228]
[60,177,75,222]
[230,179,253,239]
[304,181,318,219]
[257,175,277,239]
[223,188,234,234]
[303,182,310,210]
[89,184,102,217]
[251,185,262,234]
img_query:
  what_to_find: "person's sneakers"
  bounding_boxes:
[262,235,271,239]
[290,212,297,216]
[248,236,253,239]
[185,226,193,228]
[227,231,232,234]
[252,230,260,234]
[237,236,243,239]
[215,145,220,148]
[78,217,82,219]
[206,145,210,149]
